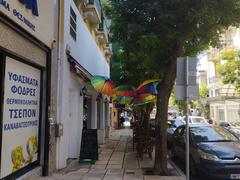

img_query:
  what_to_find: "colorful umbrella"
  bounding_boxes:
[114,96,133,105]
[113,85,136,97]
[91,75,116,96]
[136,79,159,95]
[132,93,156,105]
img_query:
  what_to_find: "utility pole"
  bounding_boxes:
[185,56,190,180]
[175,57,199,180]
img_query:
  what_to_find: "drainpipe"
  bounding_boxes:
[42,0,61,176]
[56,0,65,169]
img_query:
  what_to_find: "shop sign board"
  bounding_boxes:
[0,0,55,47]
[0,57,41,178]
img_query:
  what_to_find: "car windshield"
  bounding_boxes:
[190,126,238,142]
[168,119,184,128]
[191,117,207,124]
[175,119,185,127]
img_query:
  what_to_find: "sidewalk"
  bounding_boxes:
[39,128,185,180]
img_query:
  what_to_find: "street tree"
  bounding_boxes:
[216,49,240,96]
[107,0,240,174]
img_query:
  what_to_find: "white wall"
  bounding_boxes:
[56,0,110,169]
[64,0,110,77]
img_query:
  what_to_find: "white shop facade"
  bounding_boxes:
[56,0,111,169]
[0,0,56,179]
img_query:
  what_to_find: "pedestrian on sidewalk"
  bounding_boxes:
[120,116,125,128]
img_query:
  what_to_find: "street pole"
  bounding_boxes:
[186,57,190,180]
[175,56,198,180]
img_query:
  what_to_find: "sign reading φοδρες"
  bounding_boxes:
[0,57,41,178]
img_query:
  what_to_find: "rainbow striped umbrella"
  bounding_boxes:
[113,85,136,97]
[113,96,133,105]
[91,75,116,96]
[132,93,156,105]
[136,79,159,95]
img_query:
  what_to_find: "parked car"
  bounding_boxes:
[172,124,240,179]
[178,116,208,124]
[219,121,240,138]
[167,119,185,147]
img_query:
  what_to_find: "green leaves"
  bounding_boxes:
[216,49,240,95]
[109,0,240,86]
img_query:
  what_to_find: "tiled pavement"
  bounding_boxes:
[38,128,185,180]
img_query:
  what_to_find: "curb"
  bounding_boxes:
[168,159,185,177]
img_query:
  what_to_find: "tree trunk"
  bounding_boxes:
[153,44,181,175]
[154,88,171,175]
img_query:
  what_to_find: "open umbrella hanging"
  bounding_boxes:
[132,93,156,106]
[136,79,159,95]
[113,85,136,97]
[113,96,133,105]
[90,75,116,96]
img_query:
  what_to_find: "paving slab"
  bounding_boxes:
[123,161,139,169]
[88,169,107,174]
[81,173,103,180]
[37,178,56,180]
[110,157,124,161]
[103,173,123,178]
[139,161,153,168]
[123,174,143,180]
[144,176,186,180]
[95,160,108,165]
[81,170,106,179]
[103,174,123,180]
[107,164,123,169]
[124,169,143,175]
[106,169,124,175]
[76,168,89,173]
[108,160,123,165]
[90,164,106,169]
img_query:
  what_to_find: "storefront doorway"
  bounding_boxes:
[83,96,92,129]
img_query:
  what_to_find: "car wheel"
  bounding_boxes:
[190,157,198,177]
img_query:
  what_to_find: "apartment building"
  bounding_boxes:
[207,27,240,124]
[56,0,112,170]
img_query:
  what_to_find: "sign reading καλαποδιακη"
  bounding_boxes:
[0,57,41,178]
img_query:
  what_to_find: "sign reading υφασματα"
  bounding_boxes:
[0,57,41,178]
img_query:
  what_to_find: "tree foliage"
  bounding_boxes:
[191,84,209,117]
[107,0,240,174]
[216,49,240,95]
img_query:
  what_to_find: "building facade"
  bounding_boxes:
[56,0,112,170]
[207,27,240,124]
[197,70,207,86]
[0,0,57,179]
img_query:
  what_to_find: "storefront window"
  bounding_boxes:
[0,55,42,179]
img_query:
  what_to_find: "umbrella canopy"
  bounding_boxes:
[113,85,136,97]
[136,79,159,95]
[113,96,133,105]
[132,93,156,105]
[91,75,116,96]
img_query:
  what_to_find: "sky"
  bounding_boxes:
[197,52,207,71]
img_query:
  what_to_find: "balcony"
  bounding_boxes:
[83,0,102,26]
[96,18,109,44]
[209,75,221,84]
[104,43,112,58]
